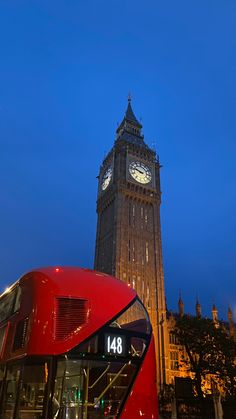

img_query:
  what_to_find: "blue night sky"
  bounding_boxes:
[0,1,235,320]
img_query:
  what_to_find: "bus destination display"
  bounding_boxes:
[105,333,126,356]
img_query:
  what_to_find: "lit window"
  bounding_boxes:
[132,205,135,217]
[147,286,150,308]
[169,332,178,345]
[128,203,131,225]
[145,242,149,263]
[132,204,135,226]
[145,209,148,224]
[141,242,145,265]
[132,244,135,262]
[170,351,179,370]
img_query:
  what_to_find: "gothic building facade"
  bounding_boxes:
[94,98,168,388]
[167,297,236,386]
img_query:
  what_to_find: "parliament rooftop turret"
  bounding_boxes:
[178,293,184,318]
[196,299,202,318]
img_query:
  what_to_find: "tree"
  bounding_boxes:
[174,315,236,400]
[218,330,236,399]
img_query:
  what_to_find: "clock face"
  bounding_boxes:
[129,161,152,184]
[101,166,112,191]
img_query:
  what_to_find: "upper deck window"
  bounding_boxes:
[76,298,151,360]
[0,287,21,324]
[110,298,151,335]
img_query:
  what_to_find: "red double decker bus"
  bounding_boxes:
[0,267,158,418]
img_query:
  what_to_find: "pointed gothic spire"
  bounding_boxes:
[124,94,142,127]
[116,95,143,139]
[212,303,218,324]
[228,306,233,322]
[178,292,184,317]
[228,306,235,337]
[196,298,201,318]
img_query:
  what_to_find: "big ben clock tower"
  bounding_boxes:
[94,97,168,388]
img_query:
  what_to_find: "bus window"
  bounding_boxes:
[0,287,21,324]
[52,357,136,419]
[0,325,8,357]
[109,298,151,334]
[2,364,21,419]
[72,298,151,361]
[17,361,49,419]
[13,287,21,313]
[0,293,15,324]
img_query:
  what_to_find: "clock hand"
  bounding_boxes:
[135,168,144,174]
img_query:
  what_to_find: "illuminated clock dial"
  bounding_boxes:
[101,166,112,190]
[129,161,152,184]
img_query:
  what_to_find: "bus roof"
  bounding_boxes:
[9,267,137,356]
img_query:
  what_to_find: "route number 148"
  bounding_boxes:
[106,335,125,355]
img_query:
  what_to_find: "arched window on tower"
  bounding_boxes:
[142,279,145,299]
[141,243,145,265]
[140,206,144,229]
[147,286,150,308]
[132,243,135,262]
[145,208,148,225]
[132,204,135,226]
[145,242,149,263]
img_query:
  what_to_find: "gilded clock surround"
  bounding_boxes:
[128,161,152,184]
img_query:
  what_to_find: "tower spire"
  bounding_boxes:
[228,305,233,322]
[124,96,142,126]
[116,96,144,144]
[228,306,235,337]
[178,291,184,317]
[196,296,201,318]
[212,303,219,326]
